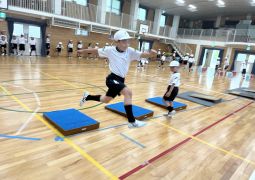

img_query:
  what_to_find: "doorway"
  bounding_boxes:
[13,22,42,56]
[234,53,255,74]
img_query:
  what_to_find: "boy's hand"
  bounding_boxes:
[165,92,171,97]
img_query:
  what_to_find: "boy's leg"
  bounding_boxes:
[121,87,135,123]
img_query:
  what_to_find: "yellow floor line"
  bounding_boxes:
[0,85,118,180]
[154,120,255,166]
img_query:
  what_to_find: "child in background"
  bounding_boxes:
[188,54,195,72]
[77,41,83,58]
[241,60,248,78]
[18,34,26,56]
[56,42,64,56]
[183,53,189,68]
[29,37,37,56]
[67,40,74,58]
[163,61,180,117]
[159,52,166,68]
[0,35,8,56]
[46,35,51,57]
[11,36,18,55]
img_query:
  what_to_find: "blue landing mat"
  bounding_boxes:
[146,97,187,110]
[105,102,154,120]
[43,108,99,136]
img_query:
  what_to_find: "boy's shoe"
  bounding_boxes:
[128,120,147,128]
[167,110,176,117]
[80,92,89,107]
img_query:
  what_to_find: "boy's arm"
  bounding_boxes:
[140,49,157,58]
[165,84,175,97]
[78,48,99,55]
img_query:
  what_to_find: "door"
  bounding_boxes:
[13,23,42,56]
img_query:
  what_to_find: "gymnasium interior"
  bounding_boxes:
[0,0,255,179]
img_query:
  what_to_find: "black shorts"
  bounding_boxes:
[179,59,183,64]
[77,48,82,51]
[106,73,126,98]
[19,44,25,51]
[224,65,229,70]
[68,48,73,53]
[189,62,193,68]
[46,43,50,49]
[1,44,7,48]
[56,48,62,52]
[242,69,246,75]
[163,85,179,102]
[30,45,36,51]
[183,60,188,65]
[12,44,18,49]
[157,55,161,59]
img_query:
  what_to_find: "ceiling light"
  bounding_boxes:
[188,4,197,12]
[175,0,185,6]
[217,0,225,7]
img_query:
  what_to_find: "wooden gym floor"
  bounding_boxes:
[0,56,254,180]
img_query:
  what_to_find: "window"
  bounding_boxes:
[160,15,166,27]
[107,0,121,15]
[29,25,41,38]
[65,0,87,6]
[138,7,147,21]
[13,23,24,36]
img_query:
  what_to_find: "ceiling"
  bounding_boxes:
[139,0,255,19]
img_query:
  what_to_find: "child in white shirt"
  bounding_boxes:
[0,35,8,56]
[163,61,181,117]
[29,37,37,56]
[77,41,83,58]
[11,36,18,55]
[67,40,73,58]
[56,42,64,56]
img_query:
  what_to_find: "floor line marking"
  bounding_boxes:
[120,133,146,149]
[119,101,254,179]
[0,134,42,141]
[0,85,118,180]
[3,83,41,135]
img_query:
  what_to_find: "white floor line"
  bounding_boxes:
[2,83,41,135]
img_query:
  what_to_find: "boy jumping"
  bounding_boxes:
[78,30,157,128]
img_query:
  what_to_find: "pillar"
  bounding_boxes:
[152,9,163,35]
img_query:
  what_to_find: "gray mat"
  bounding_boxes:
[177,91,224,107]
[227,88,255,100]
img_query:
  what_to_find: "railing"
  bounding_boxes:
[9,0,53,13]
[178,28,255,43]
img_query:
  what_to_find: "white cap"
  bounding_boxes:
[169,61,180,67]
[114,30,132,41]
[106,43,109,45]
[59,42,62,44]
[186,53,190,55]
[190,54,194,57]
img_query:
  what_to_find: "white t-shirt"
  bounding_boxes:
[11,39,18,44]
[46,38,50,43]
[188,57,195,63]
[216,60,220,65]
[29,39,36,45]
[68,43,73,48]
[77,43,83,49]
[56,44,63,48]
[184,55,189,61]
[169,72,181,87]
[95,45,99,49]
[161,55,166,61]
[242,63,247,69]
[0,39,8,45]
[157,51,161,55]
[98,46,142,78]
[18,37,26,45]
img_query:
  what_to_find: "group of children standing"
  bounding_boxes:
[0,32,38,56]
